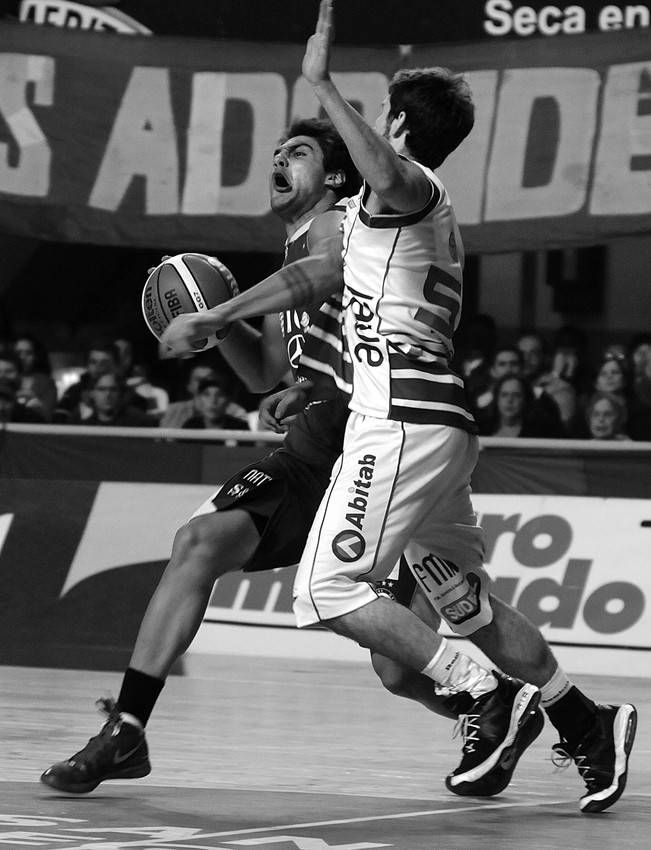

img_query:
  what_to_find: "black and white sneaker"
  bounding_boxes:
[552,703,637,813]
[40,698,150,794]
[446,672,541,796]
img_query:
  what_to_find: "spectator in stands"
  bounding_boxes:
[628,341,651,441]
[469,345,523,414]
[126,361,170,420]
[480,374,564,438]
[12,333,58,422]
[535,335,587,435]
[0,376,46,424]
[55,340,121,423]
[160,360,247,429]
[585,392,630,441]
[593,351,631,405]
[629,332,651,380]
[181,376,250,431]
[517,331,547,385]
[81,369,157,427]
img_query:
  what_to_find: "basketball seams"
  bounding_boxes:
[142,253,238,347]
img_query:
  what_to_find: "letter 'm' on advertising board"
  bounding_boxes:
[485,67,600,220]
[590,61,651,216]
[89,66,179,213]
[184,73,286,216]
[0,53,53,196]
[437,71,499,225]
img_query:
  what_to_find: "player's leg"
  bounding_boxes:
[370,578,474,720]
[293,415,540,777]
[40,508,259,794]
[41,451,320,794]
[471,596,636,813]
[129,510,259,679]
[409,536,637,812]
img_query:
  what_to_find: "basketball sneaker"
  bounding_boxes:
[551,703,637,813]
[40,698,150,793]
[445,672,541,796]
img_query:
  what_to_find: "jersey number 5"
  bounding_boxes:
[414,264,462,338]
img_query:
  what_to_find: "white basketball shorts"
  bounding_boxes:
[293,411,493,635]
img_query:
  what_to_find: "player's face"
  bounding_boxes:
[270,135,329,219]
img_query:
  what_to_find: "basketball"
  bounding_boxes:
[142,253,239,351]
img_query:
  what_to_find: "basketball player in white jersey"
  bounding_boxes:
[160,0,636,812]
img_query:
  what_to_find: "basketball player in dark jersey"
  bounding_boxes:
[41,119,482,796]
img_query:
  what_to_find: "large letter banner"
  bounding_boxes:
[0,21,648,251]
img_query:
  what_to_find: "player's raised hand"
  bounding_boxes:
[302,0,334,86]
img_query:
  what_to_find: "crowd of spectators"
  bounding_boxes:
[458,324,651,441]
[1,323,651,442]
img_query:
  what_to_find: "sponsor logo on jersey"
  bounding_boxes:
[242,468,272,487]
[441,572,482,625]
[226,483,250,499]
[286,333,304,370]
[344,453,376,531]
[346,285,384,367]
[332,529,366,562]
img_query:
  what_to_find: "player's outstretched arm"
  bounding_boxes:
[160,239,342,357]
[303,0,430,212]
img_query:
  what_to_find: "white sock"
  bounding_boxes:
[540,666,572,707]
[421,638,497,699]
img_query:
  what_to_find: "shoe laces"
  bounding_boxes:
[95,697,122,732]
[453,713,481,754]
[65,698,122,765]
[551,741,596,789]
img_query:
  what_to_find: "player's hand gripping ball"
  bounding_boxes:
[142,253,239,352]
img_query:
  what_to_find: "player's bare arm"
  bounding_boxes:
[161,219,344,357]
[303,0,430,213]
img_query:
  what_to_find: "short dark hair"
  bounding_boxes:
[283,118,362,199]
[387,67,474,169]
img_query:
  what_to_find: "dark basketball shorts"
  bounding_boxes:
[188,448,332,573]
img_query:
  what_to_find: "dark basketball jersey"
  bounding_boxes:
[278,215,349,470]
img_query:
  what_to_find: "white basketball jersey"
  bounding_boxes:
[339,163,476,432]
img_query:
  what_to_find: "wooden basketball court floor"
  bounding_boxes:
[2,658,650,850]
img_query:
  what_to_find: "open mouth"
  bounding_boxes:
[272,171,292,192]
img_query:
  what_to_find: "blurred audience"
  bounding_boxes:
[126,361,170,419]
[0,376,46,423]
[3,311,649,444]
[585,391,630,441]
[160,360,248,429]
[80,369,157,427]
[55,340,121,423]
[517,331,547,385]
[479,374,564,438]
[628,338,651,441]
[13,333,58,421]
[181,377,251,431]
